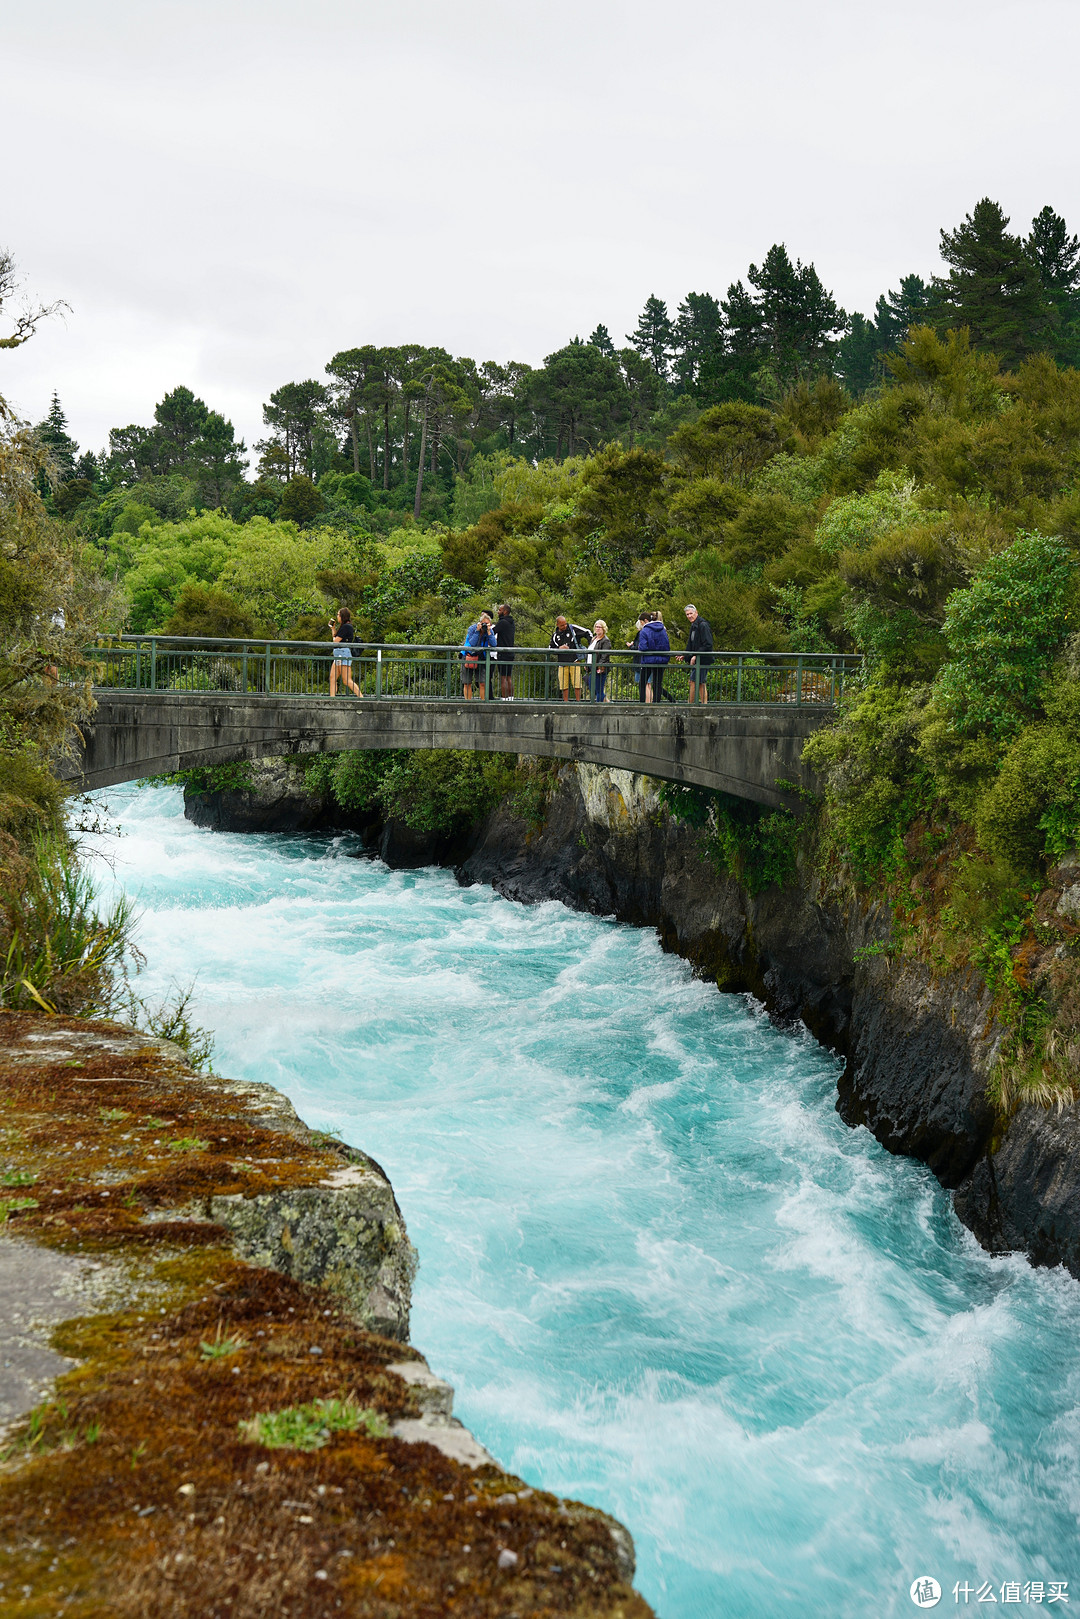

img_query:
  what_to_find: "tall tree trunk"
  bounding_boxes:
[413,393,430,521]
[366,416,376,483]
[402,400,411,496]
[383,401,390,491]
[350,412,360,476]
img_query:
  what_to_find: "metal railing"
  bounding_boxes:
[85,636,860,707]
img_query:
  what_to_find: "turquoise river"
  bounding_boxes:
[88,785,1080,1617]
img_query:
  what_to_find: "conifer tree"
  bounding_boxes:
[933,198,1051,367]
[628,295,674,382]
[672,292,724,396]
[587,324,615,356]
[35,392,78,481]
[1026,205,1080,365]
[875,274,932,348]
[835,312,881,395]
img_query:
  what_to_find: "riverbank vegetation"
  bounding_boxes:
[15,195,1080,1108]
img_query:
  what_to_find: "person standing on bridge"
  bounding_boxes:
[549,614,583,701]
[587,621,612,702]
[637,611,670,704]
[494,603,515,699]
[460,612,495,700]
[329,607,361,698]
[677,604,713,705]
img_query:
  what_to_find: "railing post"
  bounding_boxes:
[445,650,452,698]
[484,647,491,701]
[150,637,157,692]
[265,642,271,692]
[242,641,248,693]
[735,654,742,705]
[376,647,383,698]
[796,656,803,705]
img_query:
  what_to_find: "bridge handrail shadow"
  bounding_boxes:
[85,636,860,708]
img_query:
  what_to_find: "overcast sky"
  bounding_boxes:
[3,0,1077,462]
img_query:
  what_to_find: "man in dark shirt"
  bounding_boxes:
[549,614,582,701]
[494,603,515,699]
[679,603,714,705]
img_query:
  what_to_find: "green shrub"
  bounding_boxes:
[304,749,396,813]
[162,581,255,638]
[802,683,931,881]
[148,762,254,794]
[941,853,1030,941]
[975,683,1080,868]
[934,529,1075,739]
[816,470,933,555]
[376,749,517,836]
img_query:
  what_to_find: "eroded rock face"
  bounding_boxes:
[208,1165,416,1341]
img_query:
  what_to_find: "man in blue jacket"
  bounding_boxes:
[637,611,670,704]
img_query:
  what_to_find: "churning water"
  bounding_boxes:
[86,785,1080,1617]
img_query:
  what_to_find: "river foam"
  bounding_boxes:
[86,785,1080,1617]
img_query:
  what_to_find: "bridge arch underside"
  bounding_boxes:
[66,693,828,809]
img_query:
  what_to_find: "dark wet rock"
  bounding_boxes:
[955,1103,1080,1278]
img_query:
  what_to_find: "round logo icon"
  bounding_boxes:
[910,1577,942,1608]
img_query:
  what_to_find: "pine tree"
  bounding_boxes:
[835,312,882,395]
[933,198,1052,368]
[153,385,210,471]
[875,274,932,348]
[35,393,78,481]
[628,295,674,382]
[587,324,615,356]
[746,245,846,387]
[672,292,723,395]
[1026,206,1080,296]
[1026,205,1080,365]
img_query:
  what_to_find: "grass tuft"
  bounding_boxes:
[238,1397,389,1451]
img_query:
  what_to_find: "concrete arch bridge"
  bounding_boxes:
[63,638,856,810]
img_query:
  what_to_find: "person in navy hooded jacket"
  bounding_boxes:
[637,611,670,704]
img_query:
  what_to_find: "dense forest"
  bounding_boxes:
[10,195,1080,1108]
[32,195,1080,660]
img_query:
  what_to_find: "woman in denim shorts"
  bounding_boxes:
[329,607,361,697]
